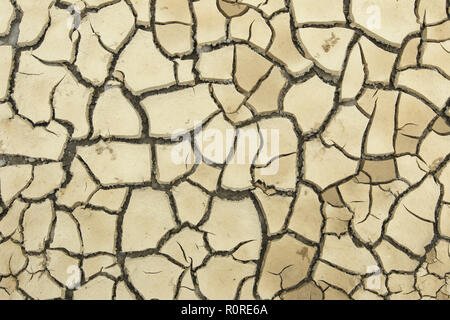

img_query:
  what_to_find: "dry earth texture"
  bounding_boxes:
[0,0,449,300]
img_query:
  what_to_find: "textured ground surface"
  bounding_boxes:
[0,0,449,300]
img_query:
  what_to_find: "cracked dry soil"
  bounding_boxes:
[0,0,449,300]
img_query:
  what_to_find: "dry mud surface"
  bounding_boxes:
[0,0,449,300]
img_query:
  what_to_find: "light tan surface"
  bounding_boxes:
[0,0,449,301]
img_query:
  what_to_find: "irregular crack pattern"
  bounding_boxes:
[0,0,449,300]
